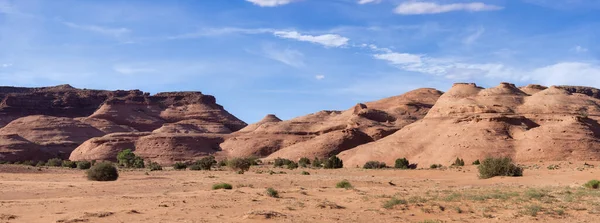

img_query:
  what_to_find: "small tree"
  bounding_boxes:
[478,157,523,179]
[363,161,386,169]
[46,158,63,167]
[173,162,187,170]
[472,159,481,165]
[312,157,323,168]
[87,162,119,181]
[77,161,92,170]
[394,158,410,169]
[274,158,293,168]
[147,162,162,171]
[323,156,343,169]
[195,156,217,170]
[117,149,145,168]
[227,158,251,173]
[287,161,299,170]
[298,157,311,167]
[452,158,465,167]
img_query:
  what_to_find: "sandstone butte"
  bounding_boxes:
[1,83,600,166]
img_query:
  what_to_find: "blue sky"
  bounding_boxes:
[0,0,599,123]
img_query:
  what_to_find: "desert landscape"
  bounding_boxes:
[1,83,600,222]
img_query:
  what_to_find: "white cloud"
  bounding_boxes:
[394,2,503,15]
[63,22,131,37]
[315,75,325,80]
[463,27,485,45]
[373,53,422,64]
[572,45,589,53]
[1,63,12,68]
[526,62,600,86]
[273,31,349,47]
[261,45,305,67]
[358,0,381,4]
[113,65,157,75]
[246,0,299,7]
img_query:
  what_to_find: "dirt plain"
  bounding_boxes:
[1,162,600,223]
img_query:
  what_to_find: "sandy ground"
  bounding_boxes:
[1,162,600,223]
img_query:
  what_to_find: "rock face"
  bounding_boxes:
[220,88,443,161]
[0,85,246,162]
[339,83,600,167]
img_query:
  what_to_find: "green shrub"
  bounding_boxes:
[298,157,311,167]
[36,161,46,167]
[584,180,600,189]
[363,161,387,169]
[194,156,217,170]
[189,164,201,170]
[336,180,353,189]
[22,160,35,166]
[430,164,441,169]
[452,158,465,167]
[117,149,145,168]
[212,183,233,190]
[301,171,310,175]
[478,157,523,179]
[287,161,299,169]
[217,159,228,167]
[394,158,410,169]
[274,158,293,168]
[77,161,92,170]
[0,160,7,164]
[86,162,119,181]
[312,157,322,168]
[227,158,251,173]
[62,160,77,168]
[147,162,162,171]
[383,197,407,209]
[324,156,343,169]
[246,156,261,166]
[266,188,279,198]
[46,158,63,167]
[173,162,187,170]
[472,159,481,165]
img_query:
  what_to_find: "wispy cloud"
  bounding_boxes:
[463,27,485,45]
[63,22,131,37]
[315,74,325,80]
[261,44,305,67]
[246,0,300,7]
[394,2,503,15]
[358,0,381,4]
[572,45,589,53]
[1,63,12,68]
[273,31,349,47]
[113,65,157,75]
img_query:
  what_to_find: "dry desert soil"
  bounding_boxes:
[1,162,600,223]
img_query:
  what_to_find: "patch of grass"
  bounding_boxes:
[46,158,62,167]
[62,160,77,168]
[523,205,542,217]
[266,188,279,198]
[212,183,233,190]
[408,196,428,203]
[524,189,549,200]
[478,157,523,179]
[383,198,407,209]
[86,162,118,181]
[454,206,463,214]
[584,180,600,189]
[336,180,353,189]
[443,192,462,202]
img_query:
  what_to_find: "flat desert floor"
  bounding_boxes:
[1,162,600,223]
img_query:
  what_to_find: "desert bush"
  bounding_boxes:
[472,159,480,165]
[194,156,217,170]
[312,157,323,168]
[266,188,279,198]
[383,197,407,209]
[301,171,310,175]
[298,157,311,167]
[173,162,187,170]
[274,158,293,168]
[430,164,442,169]
[77,161,92,170]
[62,160,77,168]
[584,180,600,189]
[22,160,35,166]
[394,158,410,169]
[147,162,162,171]
[287,161,299,169]
[336,180,353,189]
[363,161,386,169]
[36,161,46,167]
[117,149,145,168]
[246,156,261,166]
[217,159,227,167]
[86,162,119,181]
[452,158,465,167]
[188,164,202,170]
[212,183,233,190]
[46,158,63,167]
[227,158,251,173]
[324,155,343,169]
[477,157,523,179]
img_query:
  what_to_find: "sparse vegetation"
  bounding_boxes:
[46,158,63,167]
[273,158,293,168]
[477,157,523,179]
[36,161,46,167]
[336,179,353,189]
[22,160,35,166]
[266,187,279,198]
[147,162,162,171]
[217,159,227,167]
[116,149,145,168]
[523,204,542,217]
[452,158,465,167]
[430,164,442,169]
[383,197,407,209]
[287,161,298,169]
[298,157,310,167]
[62,160,77,168]
[188,164,202,170]
[227,157,252,173]
[86,162,119,181]
[394,158,410,169]
[584,180,600,189]
[311,157,322,168]
[472,159,480,165]
[323,155,343,169]
[363,161,387,169]
[77,161,92,170]
[194,155,217,170]
[173,162,187,170]
[212,183,233,190]
[301,171,310,175]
